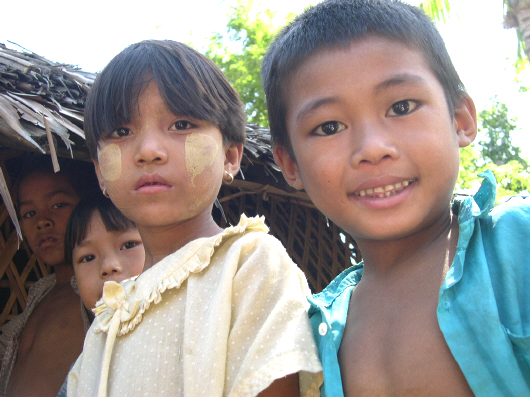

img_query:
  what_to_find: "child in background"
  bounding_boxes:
[0,155,98,397]
[68,40,322,397]
[56,194,145,397]
[262,0,530,395]
[64,194,145,313]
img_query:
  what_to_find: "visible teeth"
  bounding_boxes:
[354,179,414,197]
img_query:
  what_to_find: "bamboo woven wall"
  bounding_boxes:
[216,184,360,293]
[0,201,51,326]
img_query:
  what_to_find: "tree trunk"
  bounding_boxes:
[504,0,530,61]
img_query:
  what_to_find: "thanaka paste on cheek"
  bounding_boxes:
[185,133,219,186]
[97,144,122,182]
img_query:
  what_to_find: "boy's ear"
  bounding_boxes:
[224,143,244,177]
[92,159,106,192]
[453,94,477,148]
[273,146,304,190]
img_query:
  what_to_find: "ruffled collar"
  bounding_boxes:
[92,214,268,337]
[91,215,267,397]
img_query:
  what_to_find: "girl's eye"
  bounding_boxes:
[387,100,420,117]
[172,120,194,131]
[109,128,132,138]
[52,202,68,209]
[313,121,346,136]
[80,254,96,263]
[22,210,36,219]
[122,241,140,250]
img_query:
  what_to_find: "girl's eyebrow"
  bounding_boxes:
[374,73,427,93]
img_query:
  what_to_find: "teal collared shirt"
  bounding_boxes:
[308,172,530,396]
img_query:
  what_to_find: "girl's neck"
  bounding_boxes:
[139,212,223,270]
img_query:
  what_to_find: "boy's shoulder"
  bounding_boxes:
[308,264,363,314]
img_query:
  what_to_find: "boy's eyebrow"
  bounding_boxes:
[295,97,341,122]
[374,73,427,93]
[19,190,76,208]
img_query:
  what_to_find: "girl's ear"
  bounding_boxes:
[273,146,304,190]
[454,94,478,148]
[224,143,244,177]
[92,159,106,192]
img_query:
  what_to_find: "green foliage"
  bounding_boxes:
[457,99,529,201]
[419,0,451,23]
[206,0,282,126]
[478,99,527,168]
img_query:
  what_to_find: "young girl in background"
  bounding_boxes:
[64,194,145,312]
[68,40,322,397]
[57,194,145,397]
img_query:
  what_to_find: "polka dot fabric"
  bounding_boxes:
[68,215,322,397]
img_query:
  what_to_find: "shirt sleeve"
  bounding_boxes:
[224,232,322,397]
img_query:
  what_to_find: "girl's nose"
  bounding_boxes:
[349,122,399,167]
[100,256,123,278]
[134,132,168,166]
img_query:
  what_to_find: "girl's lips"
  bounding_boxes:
[134,174,172,191]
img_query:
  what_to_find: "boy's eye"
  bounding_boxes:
[122,241,140,250]
[22,210,36,219]
[313,121,346,136]
[387,100,420,117]
[172,120,194,131]
[80,254,96,263]
[109,128,132,138]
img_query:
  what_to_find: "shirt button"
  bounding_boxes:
[443,300,451,309]
[318,322,328,336]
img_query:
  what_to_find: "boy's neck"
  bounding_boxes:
[355,209,459,279]
[53,263,75,286]
[139,213,223,270]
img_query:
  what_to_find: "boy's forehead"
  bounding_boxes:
[287,37,436,94]
[19,171,77,201]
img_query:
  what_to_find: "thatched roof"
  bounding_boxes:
[0,43,311,238]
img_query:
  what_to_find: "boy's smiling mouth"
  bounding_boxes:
[352,178,416,198]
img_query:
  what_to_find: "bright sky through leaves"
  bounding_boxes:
[1,0,528,156]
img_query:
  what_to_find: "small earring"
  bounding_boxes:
[103,188,110,198]
[223,171,234,185]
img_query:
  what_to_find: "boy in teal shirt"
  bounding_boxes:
[262,0,530,395]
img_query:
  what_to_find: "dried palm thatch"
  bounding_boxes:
[0,44,359,326]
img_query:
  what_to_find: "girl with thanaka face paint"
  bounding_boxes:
[68,40,322,397]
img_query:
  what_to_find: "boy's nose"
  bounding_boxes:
[349,123,399,167]
[35,216,53,230]
[100,256,123,278]
[134,133,168,165]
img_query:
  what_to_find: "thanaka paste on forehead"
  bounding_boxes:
[185,133,219,186]
[98,144,122,182]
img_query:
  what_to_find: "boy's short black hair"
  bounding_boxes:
[13,155,99,214]
[261,0,465,158]
[64,193,137,267]
[85,40,246,158]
